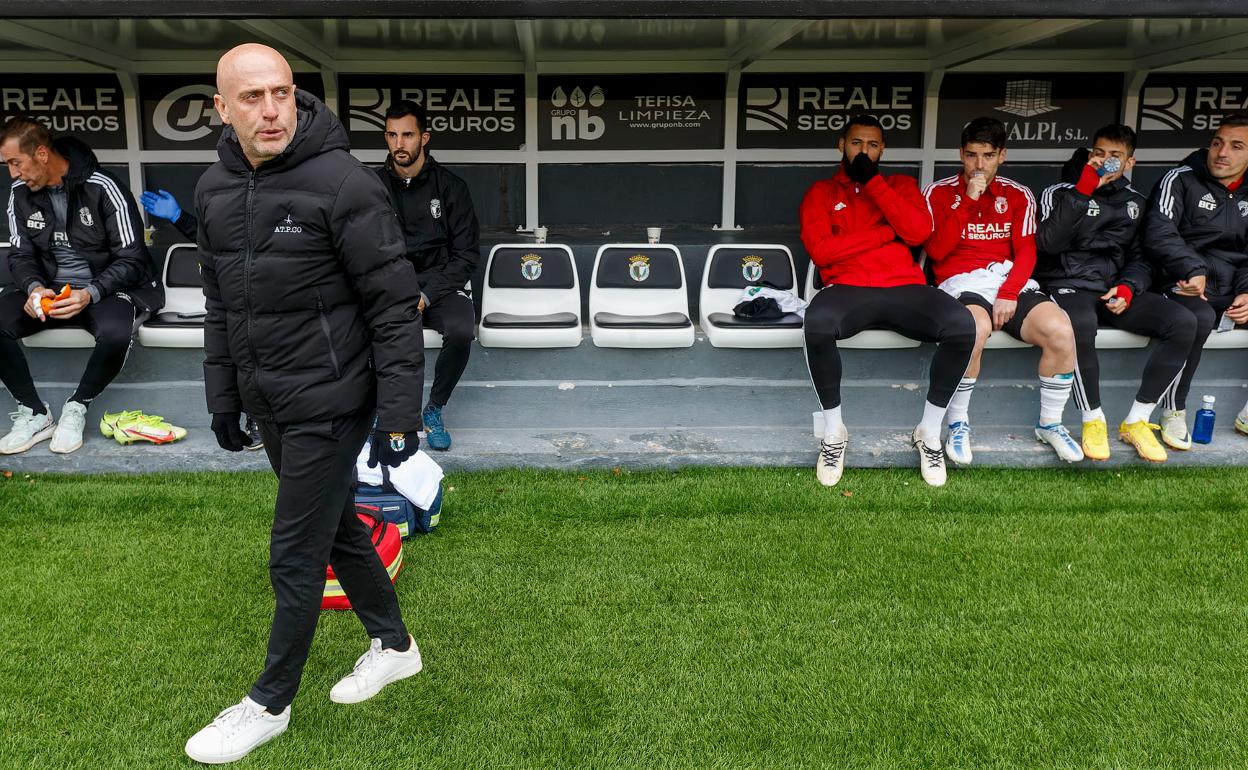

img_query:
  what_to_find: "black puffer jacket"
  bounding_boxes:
[195,90,424,429]
[376,154,480,306]
[6,136,163,310]
[1035,173,1153,295]
[1143,148,1248,302]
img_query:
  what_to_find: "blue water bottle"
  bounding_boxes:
[1192,395,1216,444]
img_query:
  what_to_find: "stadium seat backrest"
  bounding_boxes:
[589,243,693,348]
[699,244,797,324]
[162,243,205,317]
[478,243,581,348]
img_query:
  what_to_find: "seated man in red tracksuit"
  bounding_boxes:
[800,114,976,488]
[924,116,1083,466]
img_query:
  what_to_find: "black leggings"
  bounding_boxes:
[1162,292,1224,411]
[421,290,475,408]
[804,284,976,409]
[1049,289,1197,409]
[0,290,135,410]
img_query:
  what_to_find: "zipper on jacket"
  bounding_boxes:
[243,171,265,408]
[315,290,342,378]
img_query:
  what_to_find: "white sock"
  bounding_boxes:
[1039,372,1074,426]
[917,400,946,440]
[1081,407,1105,423]
[1125,400,1154,424]
[822,406,845,437]
[945,378,976,425]
[1239,399,1248,422]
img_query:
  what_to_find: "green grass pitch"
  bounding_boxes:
[1,466,1246,769]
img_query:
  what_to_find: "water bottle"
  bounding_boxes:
[1192,395,1216,444]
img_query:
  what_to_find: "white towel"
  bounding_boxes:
[355,446,445,511]
[937,260,1039,305]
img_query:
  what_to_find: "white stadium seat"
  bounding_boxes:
[1093,329,1150,349]
[699,244,803,348]
[138,243,205,348]
[478,243,582,348]
[589,243,694,348]
[1204,328,1248,349]
[801,261,922,350]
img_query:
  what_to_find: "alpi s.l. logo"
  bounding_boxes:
[274,213,303,234]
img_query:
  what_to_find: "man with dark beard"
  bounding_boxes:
[377,100,480,451]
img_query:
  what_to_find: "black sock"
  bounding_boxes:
[388,635,411,653]
[264,705,284,716]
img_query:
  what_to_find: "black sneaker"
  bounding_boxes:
[244,415,264,450]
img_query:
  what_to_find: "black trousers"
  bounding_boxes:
[1049,289,1197,410]
[422,291,475,408]
[1162,292,1226,411]
[0,290,135,409]
[804,284,977,409]
[249,408,408,710]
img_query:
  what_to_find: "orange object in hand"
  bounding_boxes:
[40,284,71,314]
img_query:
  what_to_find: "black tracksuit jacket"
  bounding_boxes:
[6,137,163,311]
[375,154,480,306]
[1035,176,1153,295]
[1143,148,1248,304]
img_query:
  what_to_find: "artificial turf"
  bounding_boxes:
[0,466,1245,769]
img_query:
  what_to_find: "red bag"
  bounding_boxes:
[321,509,403,611]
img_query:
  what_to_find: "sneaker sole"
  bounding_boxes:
[1081,444,1111,461]
[329,653,424,705]
[1161,434,1191,451]
[0,423,55,455]
[185,721,288,764]
[49,435,84,454]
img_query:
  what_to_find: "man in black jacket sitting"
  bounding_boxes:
[1,117,163,455]
[1037,124,1198,463]
[184,44,426,765]
[1143,114,1248,448]
[376,100,480,451]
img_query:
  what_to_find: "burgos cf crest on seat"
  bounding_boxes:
[628,254,650,282]
[520,253,543,281]
[741,254,764,282]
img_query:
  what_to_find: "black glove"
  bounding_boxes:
[367,428,419,468]
[846,151,880,185]
[211,412,253,452]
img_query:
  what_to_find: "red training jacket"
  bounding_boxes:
[922,174,1038,301]
[799,169,934,288]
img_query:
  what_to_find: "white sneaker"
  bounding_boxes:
[912,428,947,487]
[1160,409,1192,450]
[330,636,423,704]
[815,427,848,487]
[185,696,289,765]
[49,400,88,454]
[945,421,973,465]
[0,403,54,454]
[1035,422,1085,462]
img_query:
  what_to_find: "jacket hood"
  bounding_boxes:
[217,89,349,173]
[1182,148,1217,185]
[54,136,100,186]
